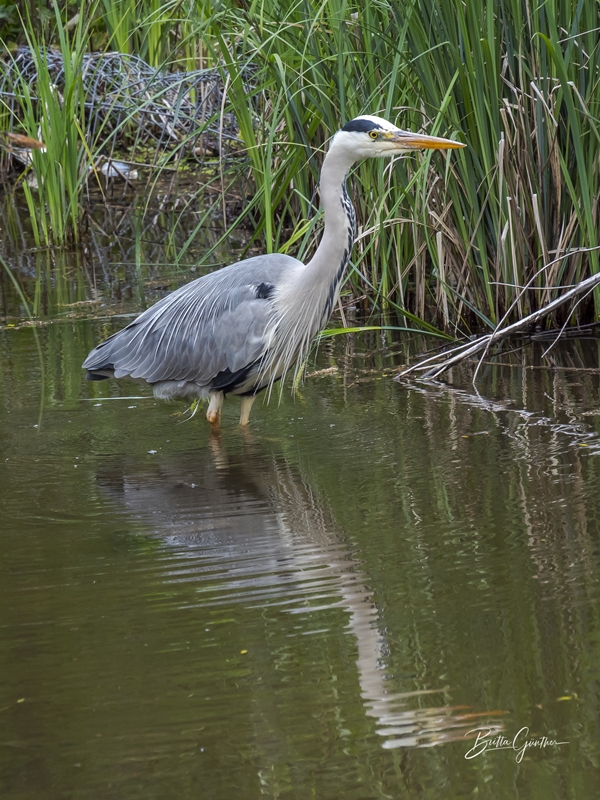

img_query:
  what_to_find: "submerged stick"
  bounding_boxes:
[397,269,600,382]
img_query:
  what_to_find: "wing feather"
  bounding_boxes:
[83,254,300,387]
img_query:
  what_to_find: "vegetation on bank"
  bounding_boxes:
[1,0,600,335]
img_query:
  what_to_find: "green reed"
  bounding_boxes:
[195,0,471,330]
[193,0,600,331]
[97,0,214,69]
[8,0,96,246]
[394,0,600,327]
[4,0,600,331]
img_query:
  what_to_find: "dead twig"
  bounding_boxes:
[397,265,600,383]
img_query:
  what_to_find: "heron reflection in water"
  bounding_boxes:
[84,116,464,427]
[96,434,505,750]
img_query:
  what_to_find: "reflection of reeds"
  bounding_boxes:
[2,0,600,331]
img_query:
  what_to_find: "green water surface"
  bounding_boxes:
[1,319,599,799]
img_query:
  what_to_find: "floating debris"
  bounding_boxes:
[98,159,139,181]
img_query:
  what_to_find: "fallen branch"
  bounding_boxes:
[396,269,600,382]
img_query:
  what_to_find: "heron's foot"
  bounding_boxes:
[206,391,224,429]
[239,395,256,426]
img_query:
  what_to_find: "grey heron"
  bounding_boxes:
[83,115,464,427]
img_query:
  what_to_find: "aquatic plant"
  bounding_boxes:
[2,0,600,333]
[397,0,600,327]
[205,0,600,331]
[2,1,95,245]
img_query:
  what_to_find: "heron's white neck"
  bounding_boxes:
[304,142,357,289]
[267,137,358,385]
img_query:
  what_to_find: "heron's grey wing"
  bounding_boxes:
[83,254,300,386]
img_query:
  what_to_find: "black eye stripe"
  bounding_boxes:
[341,118,384,133]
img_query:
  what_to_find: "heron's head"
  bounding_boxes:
[334,115,465,159]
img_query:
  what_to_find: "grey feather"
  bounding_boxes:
[83,254,299,396]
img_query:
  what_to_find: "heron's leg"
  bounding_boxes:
[239,395,256,426]
[206,391,224,427]
[208,429,227,464]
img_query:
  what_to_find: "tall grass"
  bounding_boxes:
[396,0,600,326]
[202,0,600,331]
[6,1,95,245]
[3,0,600,331]
[97,0,214,68]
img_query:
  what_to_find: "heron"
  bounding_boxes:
[83,115,464,427]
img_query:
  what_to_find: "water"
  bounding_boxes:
[1,316,600,799]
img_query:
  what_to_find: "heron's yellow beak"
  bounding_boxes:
[386,130,465,150]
